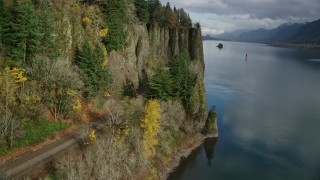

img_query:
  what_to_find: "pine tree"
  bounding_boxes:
[2,0,42,66]
[76,42,97,93]
[165,2,176,28]
[148,67,173,101]
[194,22,201,30]
[102,0,127,51]
[94,44,109,89]
[76,42,109,96]
[169,50,196,112]
[37,0,59,58]
[135,0,149,23]
[178,9,192,28]
[148,0,161,23]
[153,6,166,26]
[0,0,6,44]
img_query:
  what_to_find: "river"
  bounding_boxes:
[169,40,320,180]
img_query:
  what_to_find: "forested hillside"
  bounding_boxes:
[0,0,206,179]
[288,19,320,44]
[230,23,303,43]
[215,19,320,45]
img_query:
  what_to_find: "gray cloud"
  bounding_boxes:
[161,0,320,20]
[160,0,320,33]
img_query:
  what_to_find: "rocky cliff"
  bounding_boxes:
[108,5,205,122]
[0,1,207,178]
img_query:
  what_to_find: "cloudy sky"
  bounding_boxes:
[160,0,320,36]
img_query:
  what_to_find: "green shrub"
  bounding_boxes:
[202,106,218,136]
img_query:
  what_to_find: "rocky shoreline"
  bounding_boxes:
[162,134,205,179]
[271,42,320,49]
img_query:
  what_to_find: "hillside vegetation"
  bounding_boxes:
[288,19,320,44]
[215,19,320,45]
[0,0,206,179]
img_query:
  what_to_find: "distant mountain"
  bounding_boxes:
[202,34,229,41]
[202,35,218,40]
[215,30,246,40]
[289,19,320,44]
[234,23,303,43]
[268,23,303,42]
[235,28,272,43]
[215,19,320,45]
[209,19,320,46]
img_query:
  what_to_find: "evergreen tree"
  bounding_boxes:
[169,50,196,112]
[102,0,127,51]
[76,42,97,93]
[148,0,161,23]
[194,22,201,30]
[37,0,59,58]
[148,67,173,101]
[170,50,190,95]
[76,42,109,96]
[2,0,42,66]
[153,6,166,26]
[0,0,6,44]
[94,44,109,89]
[165,2,176,28]
[178,9,192,28]
[135,0,149,23]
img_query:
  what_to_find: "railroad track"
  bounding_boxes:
[0,128,84,179]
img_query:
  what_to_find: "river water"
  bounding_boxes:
[169,41,320,180]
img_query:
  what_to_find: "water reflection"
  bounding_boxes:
[167,147,202,180]
[168,138,219,180]
[204,138,218,165]
[170,40,320,180]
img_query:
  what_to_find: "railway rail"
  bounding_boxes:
[0,128,83,179]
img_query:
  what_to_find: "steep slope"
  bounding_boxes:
[236,28,272,43]
[234,23,303,43]
[215,29,246,40]
[0,0,207,179]
[217,19,320,46]
[108,2,205,120]
[289,19,320,44]
[268,23,303,42]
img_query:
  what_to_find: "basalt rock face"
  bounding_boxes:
[108,16,206,122]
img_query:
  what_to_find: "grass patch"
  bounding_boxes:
[0,119,70,156]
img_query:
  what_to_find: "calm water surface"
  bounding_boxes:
[169,41,320,180]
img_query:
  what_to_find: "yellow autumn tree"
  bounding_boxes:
[141,99,161,158]
[99,28,108,38]
[9,67,27,83]
[0,68,19,148]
